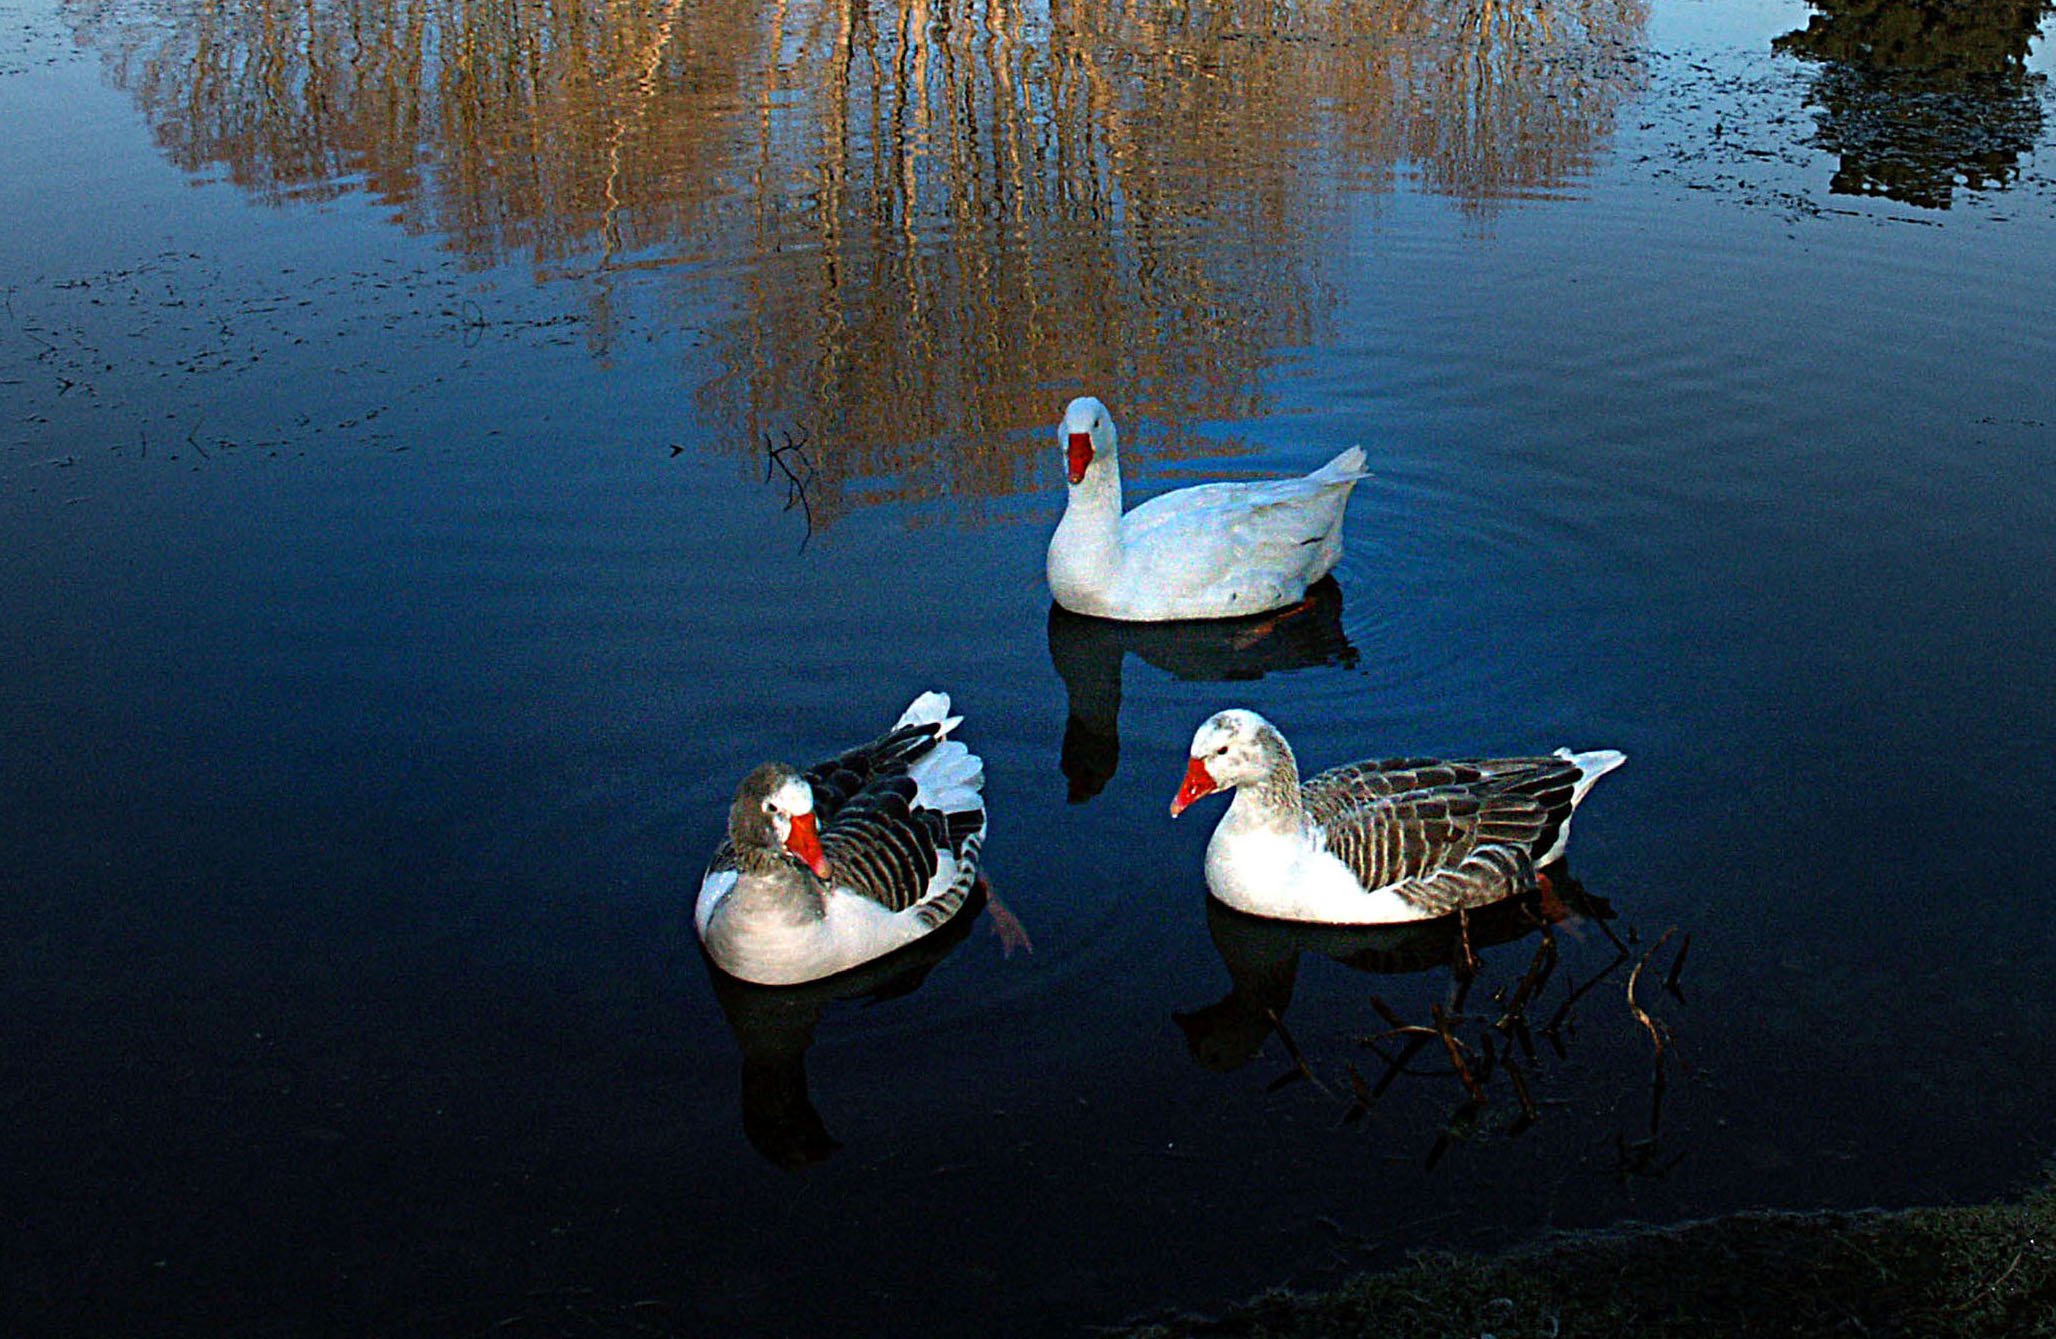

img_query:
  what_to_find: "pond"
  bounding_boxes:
[4,0,2056,1333]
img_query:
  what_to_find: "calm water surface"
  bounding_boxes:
[5,0,2056,1333]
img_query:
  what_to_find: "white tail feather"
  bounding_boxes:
[896,691,983,813]
[909,738,984,814]
[895,690,961,738]
[1555,748,1627,807]
[1313,444,1370,482]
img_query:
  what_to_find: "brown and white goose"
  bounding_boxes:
[1168,708,1624,925]
[696,691,986,986]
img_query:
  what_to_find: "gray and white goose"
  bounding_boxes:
[697,691,986,986]
[1169,708,1624,925]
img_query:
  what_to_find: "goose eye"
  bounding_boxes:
[1214,744,1229,757]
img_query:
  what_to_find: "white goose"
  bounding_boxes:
[696,691,987,986]
[1169,709,1625,925]
[1046,396,1371,621]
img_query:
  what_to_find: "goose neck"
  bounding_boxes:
[1226,733,1306,832]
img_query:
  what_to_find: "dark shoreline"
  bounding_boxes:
[1118,1176,2056,1338]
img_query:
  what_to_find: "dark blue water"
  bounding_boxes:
[6,0,2056,1334]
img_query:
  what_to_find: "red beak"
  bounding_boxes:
[1169,757,1218,817]
[784,811,831,880]
[1066,431,1094,485]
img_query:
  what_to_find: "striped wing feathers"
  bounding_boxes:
[1306,756,1588,915]
[819,774,983,922]
[1306,757,1494,803]
[803,720,948,823]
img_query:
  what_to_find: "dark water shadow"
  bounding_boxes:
[1177,875,1686,1171]
[1175,879,1613,1073]
[1047,576,1358,803]
[1775,0,2052,208]
[699,883,989,1170]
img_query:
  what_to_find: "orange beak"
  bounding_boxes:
[784,811,831,880]
[1066,431,1093,485]
[1169,756,1218,817]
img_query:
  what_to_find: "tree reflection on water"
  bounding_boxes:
[64,0,1648,520]
[1776,0,2052,209]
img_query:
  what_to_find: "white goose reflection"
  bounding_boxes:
[1045,576,1358,803]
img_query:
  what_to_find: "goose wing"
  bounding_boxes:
[1310,754,1586,799]
[818,776,984,926]
[1122,479,1345,560]
[801,718,954,824]
[812,695,986,927]
[1305,772,1555,918]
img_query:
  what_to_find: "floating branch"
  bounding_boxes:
[762,428,817,553]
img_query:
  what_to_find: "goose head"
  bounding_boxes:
[1170,708,1285,816]
[1060,395,1117,487]
[730,763,831,879]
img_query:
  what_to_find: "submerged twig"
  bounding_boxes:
[1627,926,1681,1134]
[1267,1009,1336,1099]
[1541,935,1631,1043]
[1663,930,1692,1003]
[1431,1003,1485,1105]
[1340,1060,1376,1126]
[1425,1098,1482,1170]
[1624,928,1674,1056]
[1505,1055,1539,1135]
[1452,907,1479,982]
[1365,1031,1434,1100]
[1369,995,1409,1030]
[1497,925,1558,1027]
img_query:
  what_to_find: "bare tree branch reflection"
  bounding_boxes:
[67,0,1650,520]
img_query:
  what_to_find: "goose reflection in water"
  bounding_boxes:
[1175,877,1614,1075]
[1775,0,2051,208]
[1046,576,1358,803]
[700,884,994,1170]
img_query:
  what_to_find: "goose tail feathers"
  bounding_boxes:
[898,691,983,814]
[1313,444,1370,483]
[895,689,964,739]
[1555,747,1627,807]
